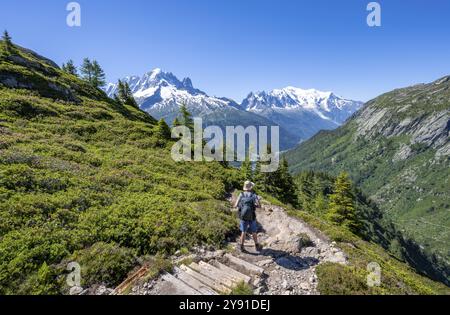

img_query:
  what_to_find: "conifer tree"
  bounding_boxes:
[326,172,359,232]
[62,59,77,76]
[155,118,171,140]
[240,154,253,182]
[80,58,93,83]
[313,192,328,214]
[115,80,138,108]
[253,159,263,186]
[2,30,13,52]
[116,80,126,103]
[180,104,194,132]
[219,143,229,167]
[91,60,106,88]
[278,157,298,206]
[173,117,181,127]
[254,144,273,193]
[113,94,122,105]
[124,82,138,107]
[251,148,298,206]
[80,58,106,88]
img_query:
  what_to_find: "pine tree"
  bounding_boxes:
[180,104,194,132]
[2,30,13,52]
[313,192,328,214]
[240,154,253,182]
[124,82,138,107]
[116,80,138,107]
[80,58,106,88]
[253,159,263,186]
[173,117,181,127]
[252,149,298,206]
[62,59,77,76]
[278,157,298,206]
[154,118,172,145]
[80,58,93,83]
[91,60,106,88]
[254,144,273,193]
[116,80,126,103]
[219,143,229,167]
[113,94,122,105]
[326,172,359,232]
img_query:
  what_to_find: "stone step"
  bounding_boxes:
[211,260,251,284]
[180,265,231,294]
[224,254,265,276]
[161,272,201,295]
[189,261,236,288]
[173,267,218,295]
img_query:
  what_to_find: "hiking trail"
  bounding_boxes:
[110,191,348,295]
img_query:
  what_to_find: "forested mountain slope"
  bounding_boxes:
[285,77,450,285]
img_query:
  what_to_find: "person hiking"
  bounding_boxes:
[234,181,262,252]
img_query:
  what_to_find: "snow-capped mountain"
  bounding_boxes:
[105,69,363,149]
[105,69,299,149]
[241,87,363,140]
[105,68,241,123]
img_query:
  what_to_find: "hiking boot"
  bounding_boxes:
[237,244,246,252]
[255,243,263,252]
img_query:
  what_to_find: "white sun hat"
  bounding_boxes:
[243,181,255,191]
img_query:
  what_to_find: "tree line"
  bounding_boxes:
[62,58,106,89]
[242,155,360,234]
[1,29,107,90]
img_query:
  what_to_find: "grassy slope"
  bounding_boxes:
[284,79,450,283]
[0,43,240,294]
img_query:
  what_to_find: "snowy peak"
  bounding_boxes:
[105,68,242,121]
[104,70,363,148]
[105,68,205,100]
[242,86,363,124]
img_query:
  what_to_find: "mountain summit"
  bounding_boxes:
[242,87,363,140]
[106,70,363,148]
[105,68,205,100]
[105,68,245,123]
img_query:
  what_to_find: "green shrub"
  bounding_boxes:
[65,242,137,289]
[316,262,370,295]
[229,281,253,295]
[297,233,314,249]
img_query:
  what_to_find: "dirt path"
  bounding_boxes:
[227,197,347,295]
[115,192,347,295]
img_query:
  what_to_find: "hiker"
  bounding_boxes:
[234,181,262,252]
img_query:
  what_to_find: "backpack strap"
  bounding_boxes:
[237,192,243,208]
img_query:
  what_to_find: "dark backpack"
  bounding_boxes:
[238,192,256,221]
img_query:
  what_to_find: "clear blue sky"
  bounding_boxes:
[1,0,450,102]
